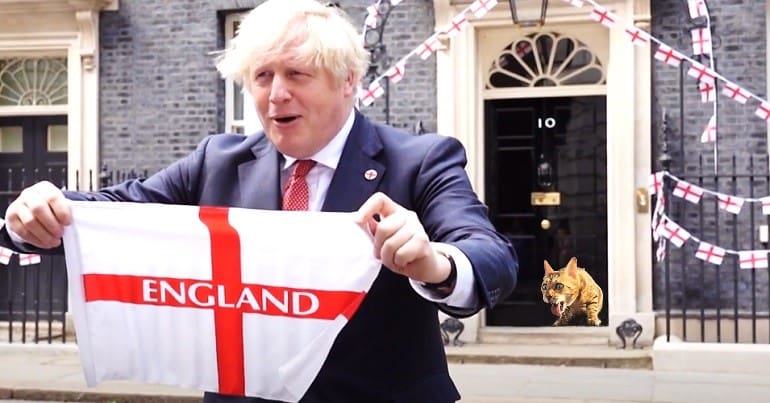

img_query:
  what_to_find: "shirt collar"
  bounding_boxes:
[282,109,355,171]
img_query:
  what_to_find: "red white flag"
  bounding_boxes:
[385,59,406,84]
[590,5,616,28]
[18,253,41,266]
[690,28,712,55]
[755,102,770,122]
[624,27,650,47]
[672,181,704,204]
[654,44,683,67]
[359,80,384,107]
[687,61,716,85]
[658,219,691,248]
[417,36,441,60]
[700,115,716,143]
[699,80,715,103]
[739,250,768,269]
[0,246,13,265]
[561,0,584,7]
[648,171,664,196]
[469,0,498,18]
[717,193,744,214]
[761,196,770,215]
[365,5,380,29]
[443,13,469,38]
[687,0,709,19]
[722,82,751,104]
[390,0,403,5]
[63,202,381,402]
[651,194,666,241]
[695,242,725,265]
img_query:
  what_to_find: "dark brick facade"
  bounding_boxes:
[651,0,769,311]
[98,0,436,173]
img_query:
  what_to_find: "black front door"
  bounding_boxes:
[0,115,68,322]
[485,97,608,326]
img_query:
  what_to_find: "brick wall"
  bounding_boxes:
[99,0,436,173]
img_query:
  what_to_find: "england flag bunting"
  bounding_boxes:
[717,193,744,214]
[359,80,384,107]
[755,102,770,122]
[699,81,715,103]
[651,193,666,241]
[656,237,667,262]
[0,246,13,265]
[690,27,712,55]
[695,242,725,265]
[385,59,406,84]
[658,218,691,248]
[443,13,469,38]
[648,171,664,196]
[687,0,709,19]
[469,0,498,18]
[687,61,716,85]
[590,5,616,28]
[561,0,584,7]
[762,196,770,215]
[63,202,381,402]
[417,36,441,60]
[654,44,684,67]
[390,0,403,5]
[18,253,41,266]
[672,181,704,204]
[739,251,768,269]
[365,4,380,29]
[624,27,650,47]
[700,114,716,143]
[722,82,751,104]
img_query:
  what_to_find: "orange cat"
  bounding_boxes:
[541,257,603,326]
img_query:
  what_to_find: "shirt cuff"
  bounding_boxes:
[4,220,34,252]
[409,243,478,308]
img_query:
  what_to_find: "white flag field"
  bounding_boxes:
[63,201,381,402]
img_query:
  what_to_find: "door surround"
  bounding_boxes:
[433,0,654,345]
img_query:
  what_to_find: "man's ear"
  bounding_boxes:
[342,71,357,97]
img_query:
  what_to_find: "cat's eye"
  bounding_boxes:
[555,283,564,291]
[541,283,547,290]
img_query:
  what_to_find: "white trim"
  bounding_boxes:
[0,105,68,117]
[223,12,262,135]
[483,85,607,100]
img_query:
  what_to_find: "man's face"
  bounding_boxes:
[248,53,355,159]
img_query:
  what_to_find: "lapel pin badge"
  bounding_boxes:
[364,169,378,181]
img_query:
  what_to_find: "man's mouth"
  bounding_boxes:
[273,115,299,124]
[550,301,565,316]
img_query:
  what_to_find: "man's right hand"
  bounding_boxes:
[4,181,71,249]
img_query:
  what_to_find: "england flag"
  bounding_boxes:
[739,250,768,269]
[695,242,725,265]
[63,202,381,402]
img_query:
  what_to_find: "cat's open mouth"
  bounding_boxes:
[550,301,565,316]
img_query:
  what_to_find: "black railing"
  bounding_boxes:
[1,166,147,344]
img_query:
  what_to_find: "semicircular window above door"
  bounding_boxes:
[486,32,606,88]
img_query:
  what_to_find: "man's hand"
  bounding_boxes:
[354,192,451,284]
[5,181,71,249]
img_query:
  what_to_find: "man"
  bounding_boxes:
[1,0,517,402]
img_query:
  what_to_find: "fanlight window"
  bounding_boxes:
[487,32,605,88]
[0,58,68,106]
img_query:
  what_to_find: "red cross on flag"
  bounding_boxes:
[717,193,744,214]
[359,80,384,107]
[515,41,532,57]
[18,253,41,266]
[687,0,709,19]
[690,28,712,55]
[0,246,13,265]
[417,36,441,60]
[561,0,584,7]
[63,202,381,402]
[755,102,770,122]
[469,0,498,18]
[654,44,683,67]
[695,242,725,265]
[365,4,380,29]
[672,181,704,204]
[699,80,715,103]
[385,59,406,84]
[624,27,650,47]
[687,61,716,85]
[658,219,691,248]
[648,171,664,195]
[443,13,469,38]
[590,5,616,28]
[722,82,751,104]
[761,196,770,215]
[700,115,716,143]
[739,250,768,269]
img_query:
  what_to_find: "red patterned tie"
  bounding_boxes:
[282,159,316,211]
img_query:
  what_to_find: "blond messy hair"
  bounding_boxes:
[216,0,369,90]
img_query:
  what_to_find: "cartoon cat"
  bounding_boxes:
[541,257,603,326]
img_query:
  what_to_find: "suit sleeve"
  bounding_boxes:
[414,135,518,318]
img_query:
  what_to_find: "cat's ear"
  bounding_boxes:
[544,260,554,274]
[567,257,578,278]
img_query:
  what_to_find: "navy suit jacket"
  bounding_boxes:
[1,111,517,403]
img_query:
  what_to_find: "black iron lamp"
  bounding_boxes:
[508,0,549,27]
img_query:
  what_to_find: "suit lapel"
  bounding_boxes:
[323,111,385,212]
[237,135,281,210]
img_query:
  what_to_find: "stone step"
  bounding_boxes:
[445,343,652,369]
[478,326,609,345]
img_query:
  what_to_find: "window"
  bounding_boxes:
[225,12,262,135]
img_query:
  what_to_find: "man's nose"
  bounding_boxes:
[269,75,291,103]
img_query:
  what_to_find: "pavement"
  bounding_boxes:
[1,343,770,403]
